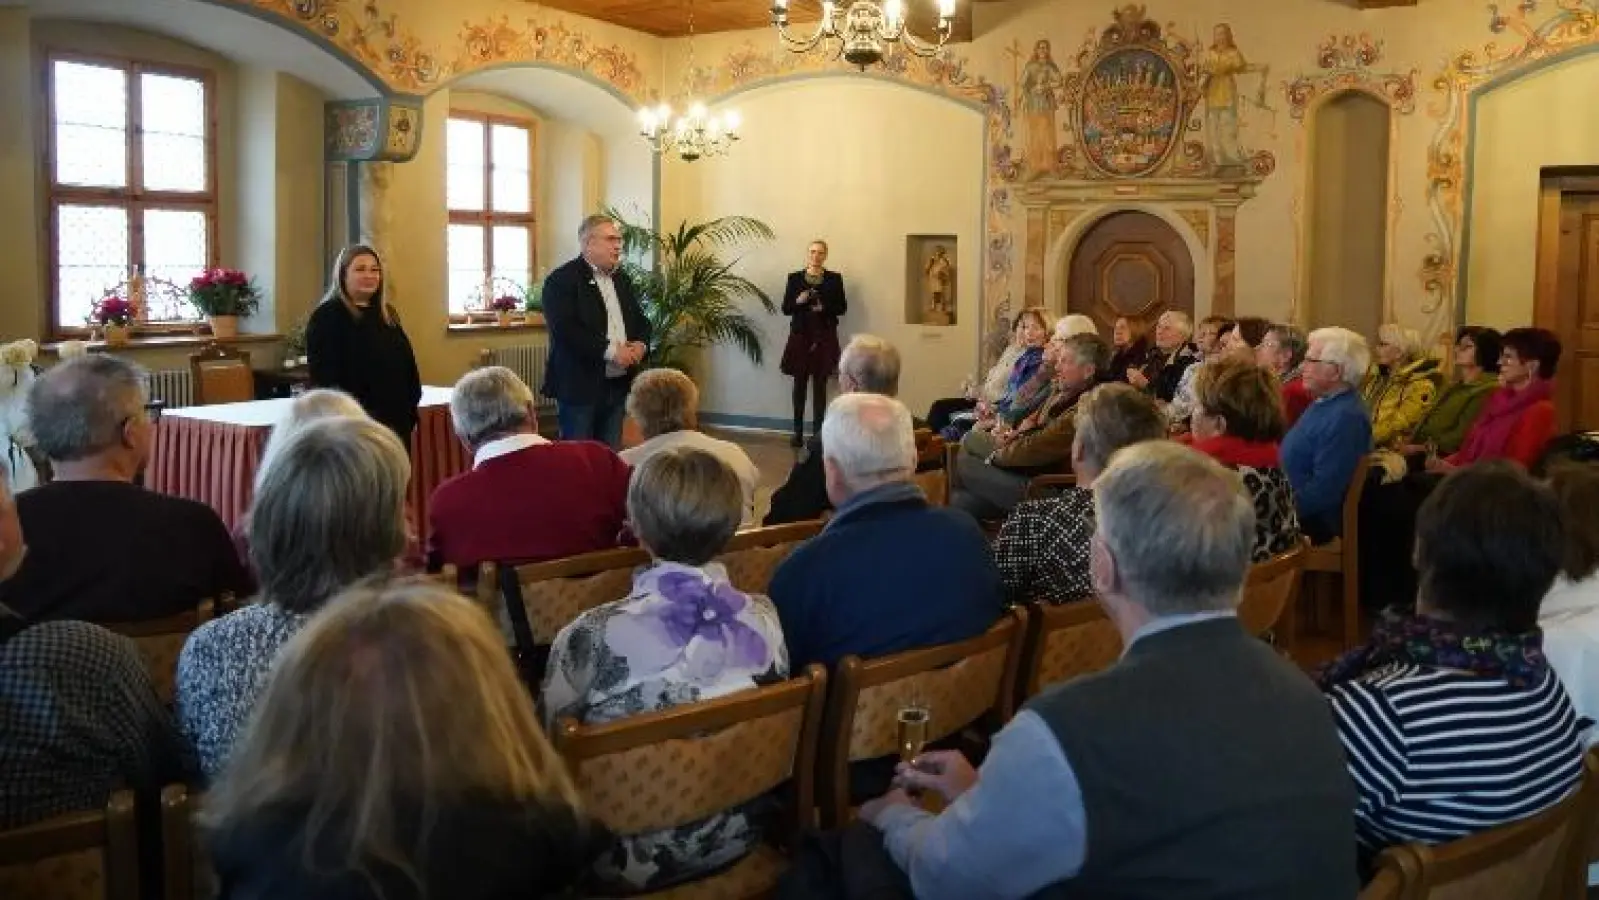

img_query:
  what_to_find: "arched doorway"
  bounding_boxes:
[1067,211,1195,334]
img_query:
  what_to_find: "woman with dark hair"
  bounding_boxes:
[1220,316,1270,358]
[1106,314,1150,384]
[1398,326,1501,459]
[1429,327,1561,472]
[1322,462,1583,869]
[305,245,423,448]
[779,240,848,447]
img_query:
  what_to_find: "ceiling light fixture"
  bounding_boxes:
[638,0,738,161]
[769,0,955,71]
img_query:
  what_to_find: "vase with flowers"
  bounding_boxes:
[187,268,261,339]
[90,295,136,345]
[489,294,520,327]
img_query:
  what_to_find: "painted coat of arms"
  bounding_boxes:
[1079,47,1182,177]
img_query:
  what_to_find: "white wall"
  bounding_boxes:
[680,77,986,424]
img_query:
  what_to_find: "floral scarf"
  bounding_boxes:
[996,346,1045,419]
[1316,608,1550,690]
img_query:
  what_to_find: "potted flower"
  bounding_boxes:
[489,294,519,327]
[188,268,261,339]
[89,294,136,346]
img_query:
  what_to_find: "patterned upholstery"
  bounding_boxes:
[718,544,797,598]
[847,644,1009,761]
[570,706,805,835]
[1027,603,1122,697]
[522,567,637,644]
[0,792,138,900]
[104,600,215,705]
[601,844,787,900]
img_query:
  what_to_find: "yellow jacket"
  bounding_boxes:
[1360,357,1443,447]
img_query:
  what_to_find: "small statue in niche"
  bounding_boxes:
[924,244,955,325]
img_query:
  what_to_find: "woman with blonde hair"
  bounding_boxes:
[306,244,423,448]
[204,580,602,899]
[1362,323,1442,447]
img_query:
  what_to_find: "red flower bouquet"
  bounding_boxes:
[187,268,261,317]
[89,295,135,327]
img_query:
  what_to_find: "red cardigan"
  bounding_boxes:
[427,440,631,570]
[1447,399,1556,469]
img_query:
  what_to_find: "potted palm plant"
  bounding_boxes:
[608,209,777,372]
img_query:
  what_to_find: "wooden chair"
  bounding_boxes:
[1237,541,1308,661]
[0,791,140,900]
[1023,473,1077,502]
[554,665,828,899]
[818,609,1028,828]
[1359,851,1418,900]
[159,785,216,900]
[715,519,823,597]
[1018,601,1122,701]
[1305,454,1373,649]
[498,547,649,646]
[188,344,254,406]
[911,468,949,507]
[911,428,949,507]
[103,599,218,704]
[1380,748,1597,900]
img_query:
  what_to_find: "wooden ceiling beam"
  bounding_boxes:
[1356,0,1417,8]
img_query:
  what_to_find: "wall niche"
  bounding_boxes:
[906,234,958,326]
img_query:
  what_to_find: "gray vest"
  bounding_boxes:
[1026,617,1358,900]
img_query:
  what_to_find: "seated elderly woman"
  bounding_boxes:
[994,383,1166,605]
[1429,327,1561,472]
[1398,326,1501,459]
[1165,315,1235,432]
[543,447,787,893]
[1188,357,1302,561]
[957,307,1052,440]
[177,416,410,780]
[204,581,603,899]
[1362,324,1442,449]
[620,369,759,524]
[1320,462,1583,869]
[929,313,1028,434]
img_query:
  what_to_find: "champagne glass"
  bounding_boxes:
[897,702,931,764]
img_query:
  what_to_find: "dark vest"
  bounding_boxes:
[1025,617,1357,900]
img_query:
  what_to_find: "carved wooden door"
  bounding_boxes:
[1553,194,1599,432]
[1066,211,1195,334]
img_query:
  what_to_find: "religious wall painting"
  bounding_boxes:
[1078,47,1183,178]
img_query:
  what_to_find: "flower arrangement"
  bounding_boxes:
[488,295,520,313]
[0,339,36,370]
[90,295,136,327]
[187,268,261,318]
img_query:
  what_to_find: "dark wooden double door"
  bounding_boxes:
[1067,210,1195,334]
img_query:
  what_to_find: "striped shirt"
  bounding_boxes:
[1328,662,1584,853]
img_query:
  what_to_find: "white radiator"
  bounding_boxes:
[146,369,194,408]
[479,344,553,411]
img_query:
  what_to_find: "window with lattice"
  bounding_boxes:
[445,112,536,316]
[46,55,216,335]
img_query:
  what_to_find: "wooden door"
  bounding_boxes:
[1066,211,1195,334]
[1551,193,1599,432]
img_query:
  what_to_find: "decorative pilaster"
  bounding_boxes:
[1213,204,1239,317]
[1025,206,1047,305]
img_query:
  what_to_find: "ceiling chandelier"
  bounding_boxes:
[638,0,738,162]
[769,0,956,70]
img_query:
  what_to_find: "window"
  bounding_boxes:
[45,55,216,334]
[446,112,536,315]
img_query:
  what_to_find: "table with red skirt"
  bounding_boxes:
[146,386,467,550]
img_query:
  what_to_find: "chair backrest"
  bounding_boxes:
[0,791,140,900]
[1388,748,1596,900]
[159,785,217,900]
[820,609,1028,826]
[911,468,949,507]
[1343,454,1374,547]
[1019,600,1122,700]
[1024,474,1078,502]
[501,547,650,645]
[103,599,218,704]
[555,665,828,844]
[1360,851,1419,900]
[189,344,253,406]
[715,520,823,596]
[913,428,944,469]
[1236,541,1307,652]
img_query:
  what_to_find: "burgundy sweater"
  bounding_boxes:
[426,440,631,570]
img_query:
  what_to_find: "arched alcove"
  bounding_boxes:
[1304,91,1391,340]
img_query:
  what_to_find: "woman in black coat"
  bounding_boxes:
[305,245,423,449]
[780,240,848,447]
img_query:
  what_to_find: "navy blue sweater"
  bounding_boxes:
[768,484,1003,671]
[1280,388,1372,542]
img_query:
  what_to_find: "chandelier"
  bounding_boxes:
[638,0,739,162]
[769,0,955,70]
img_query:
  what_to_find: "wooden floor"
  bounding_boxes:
[709,426,806,525]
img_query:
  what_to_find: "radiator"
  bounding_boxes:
[479,344,553,410]
[146,368,194,409]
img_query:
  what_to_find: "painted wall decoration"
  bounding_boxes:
[1078,47,1183,178]
[325,98,424,161]
[1285,34,1416,120]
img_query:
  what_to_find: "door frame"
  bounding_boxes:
[1533,166,1599,433]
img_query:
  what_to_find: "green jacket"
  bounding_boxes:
[1410,372,1499,455]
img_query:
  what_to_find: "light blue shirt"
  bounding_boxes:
[870,610,1236,900]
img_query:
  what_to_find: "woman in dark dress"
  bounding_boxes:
[306,245,423,449]
[780,240,848,447]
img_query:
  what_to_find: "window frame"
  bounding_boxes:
[42,50,220,339]
[445,109,538,319]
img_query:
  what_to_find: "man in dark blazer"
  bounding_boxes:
[540,214,652,448]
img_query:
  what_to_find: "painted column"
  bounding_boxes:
[1025,205,1047,305]
[1212,202,1239,317]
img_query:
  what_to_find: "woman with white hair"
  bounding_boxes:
[1361,323,1442,448]
[1280,327,1373,543]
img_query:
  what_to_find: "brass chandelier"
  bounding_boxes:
[769,0,956,70]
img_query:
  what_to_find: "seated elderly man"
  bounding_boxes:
[620,369,759,525]
[1128,310,1200,403]
[769,393,1001,673]
[766,334,909,526]
[1281,327,1373,543]
[0,355,251,622]
[0,464,192,827]
[952,333,1109,520]
[428,366,631,569]
[862,443,1357,900]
